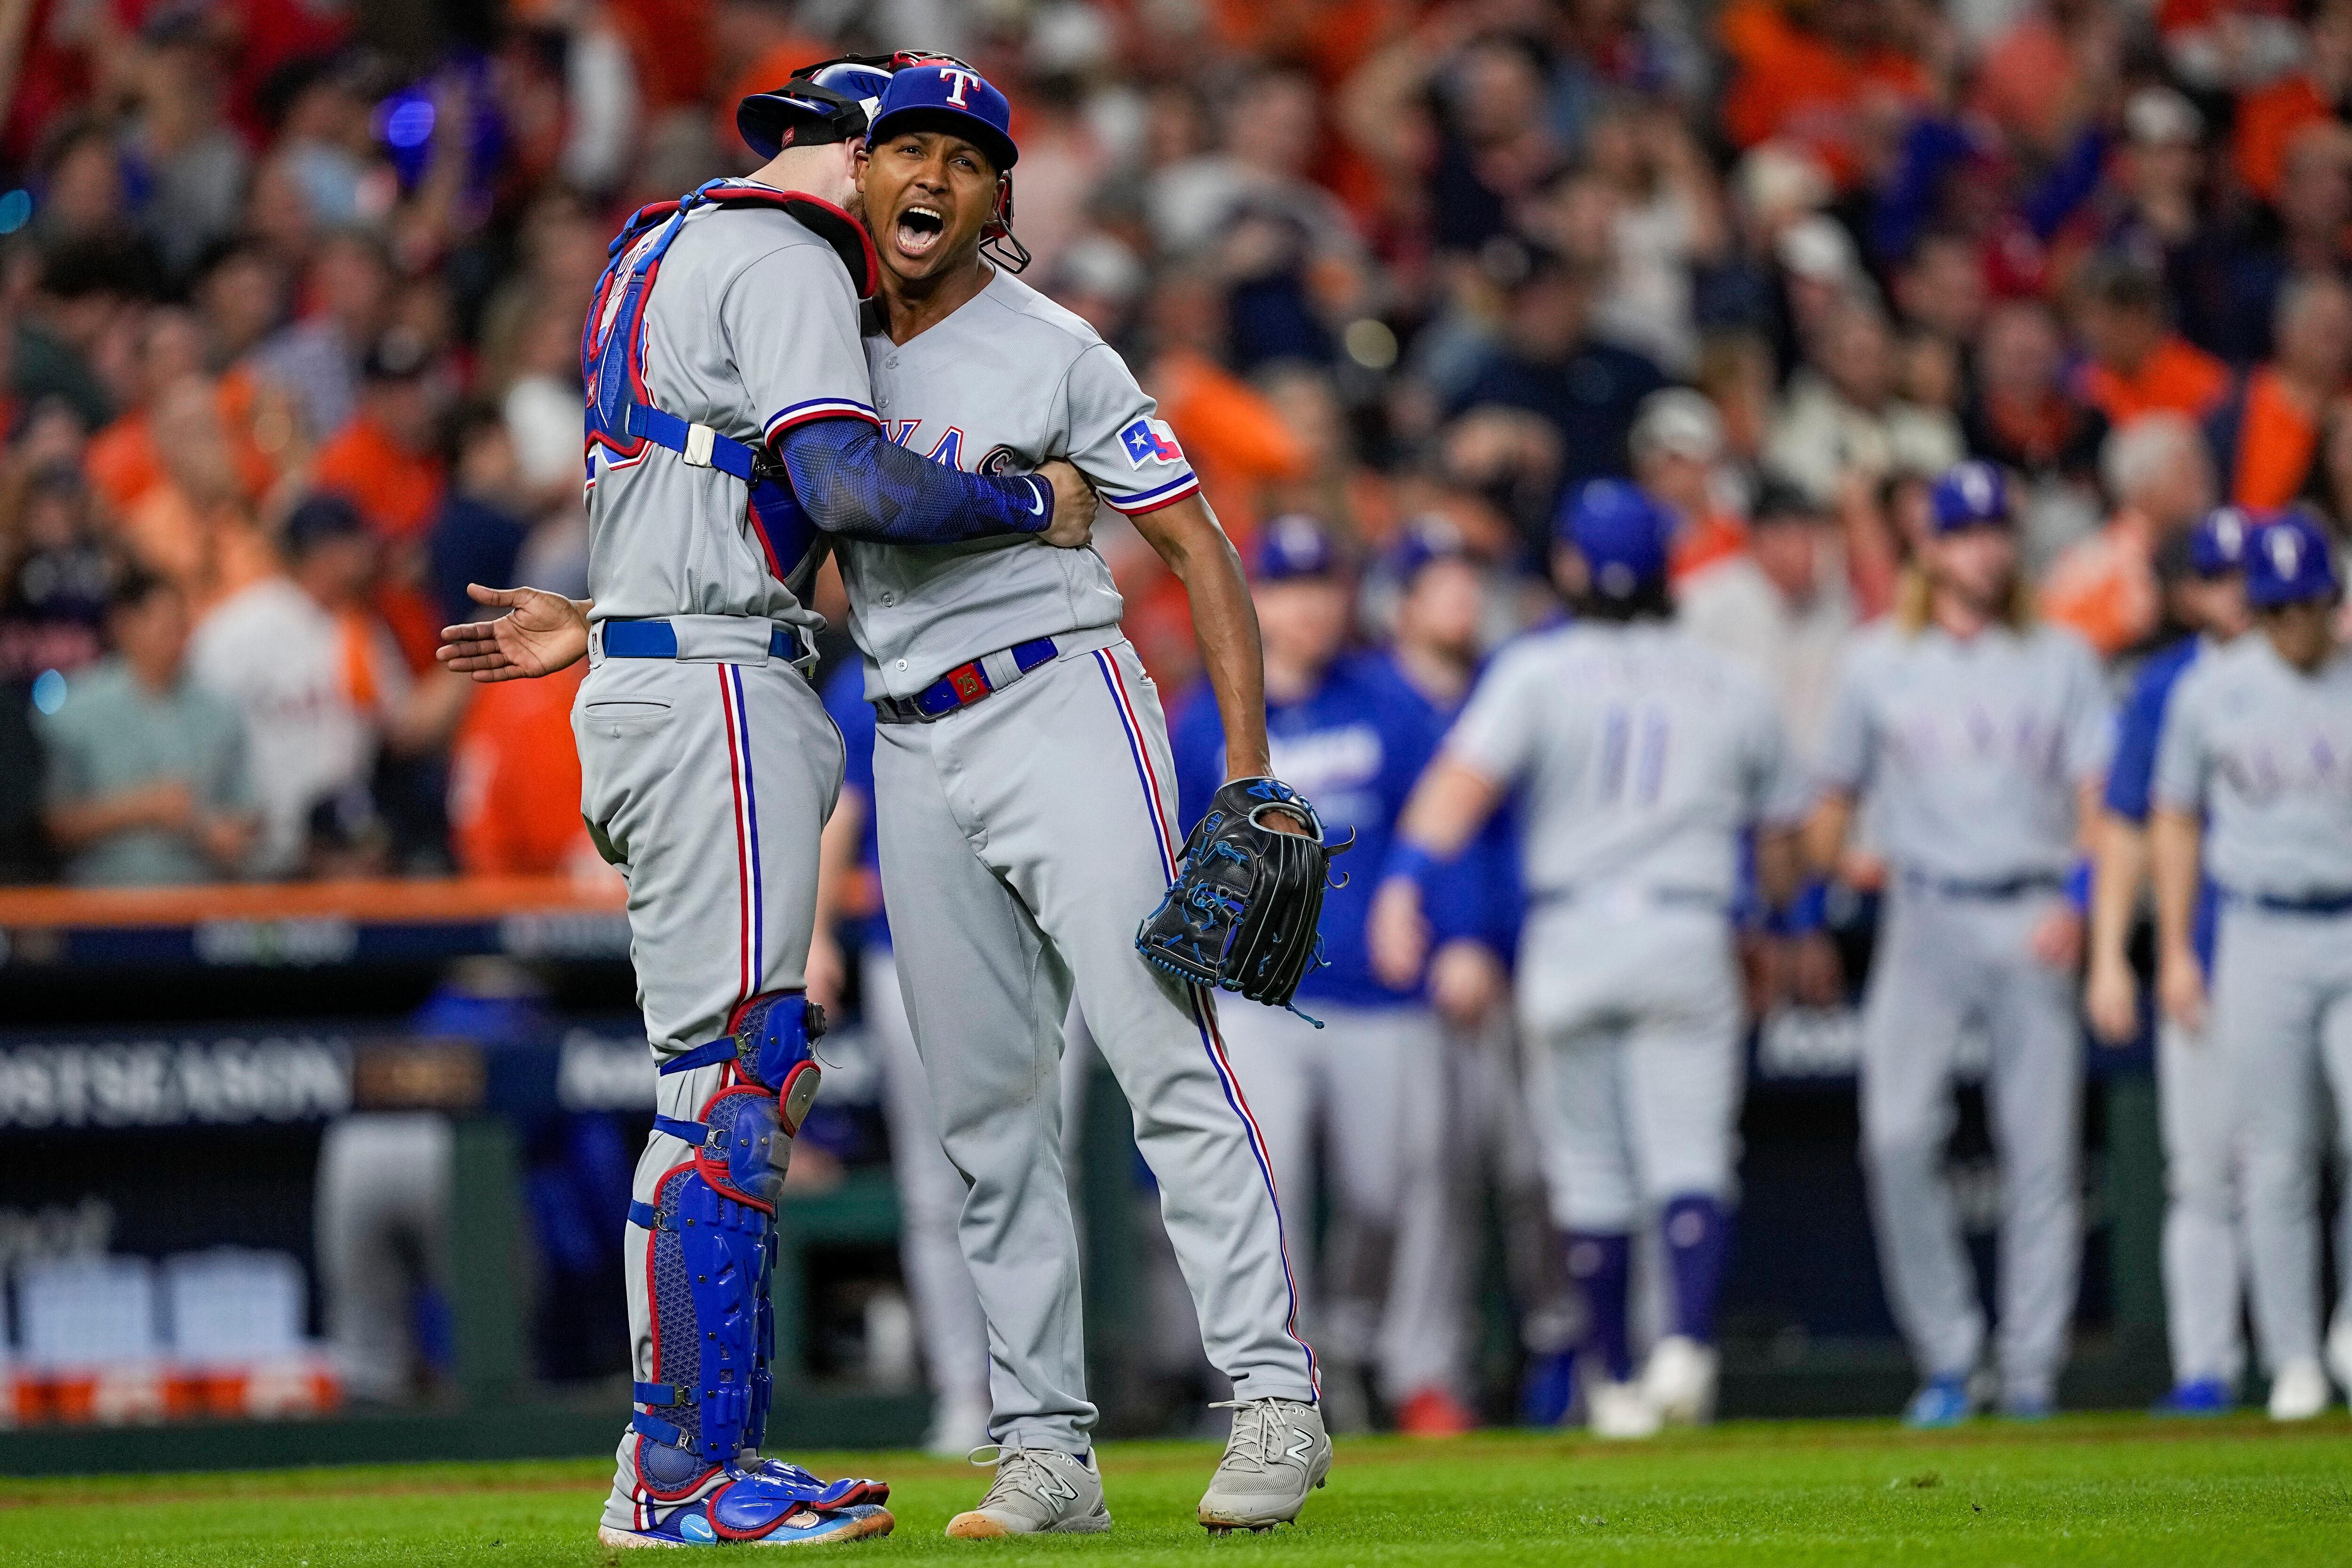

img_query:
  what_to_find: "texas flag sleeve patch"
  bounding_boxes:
[1118,416,1185,468]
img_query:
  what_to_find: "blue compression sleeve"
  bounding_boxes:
[776,419,1052,546]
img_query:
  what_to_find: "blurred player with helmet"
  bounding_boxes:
[437,56,1097,1548]
[2152,509,2352,1420]
[1372,480,1812,1438]
[1808,461,2112,1428]
[2085,506,2254,1414]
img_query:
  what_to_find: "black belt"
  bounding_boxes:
[875,637,1058,724]
[2241,888,2352,915]
[1902,869,2067,900]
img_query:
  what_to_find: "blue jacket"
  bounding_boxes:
[821,660,890,952]
[2106,635,2217,965]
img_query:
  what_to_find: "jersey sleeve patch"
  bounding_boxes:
[1118,416,1184,469]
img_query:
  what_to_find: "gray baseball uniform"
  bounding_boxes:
[1819,618,2111,1404]
[2154,634,2352,1376]
[1446,621,1810,1232]
[853,271,1315,1453]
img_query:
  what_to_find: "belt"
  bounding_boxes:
[875,637,1058,724]
[2240,888,2352,915]
[1901,869,2066,900]
[599,616,809,666]
[1530,885,1726,914]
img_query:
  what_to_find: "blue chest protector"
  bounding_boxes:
[581,181,879,602]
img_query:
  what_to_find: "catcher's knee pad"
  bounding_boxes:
[628,1155,779,1497]
[661,989,824,1125]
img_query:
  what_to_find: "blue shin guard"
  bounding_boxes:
[620,991,888,1541]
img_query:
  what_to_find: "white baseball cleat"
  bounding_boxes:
[1587,1379,1663,1440]
[1197,1397,1331,1531]
[1641,1336,1720,1426]
[2268,1357,2332,1421]
[946,1447,1110,1537]
[2326,1317,2352,1403]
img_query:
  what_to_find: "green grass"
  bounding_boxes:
[5,1415,2352,1565]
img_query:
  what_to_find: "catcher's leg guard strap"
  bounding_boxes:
[660,989,825,1098]
[629,1161,777,1492]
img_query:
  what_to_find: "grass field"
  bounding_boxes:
[5,1415,2352,1565]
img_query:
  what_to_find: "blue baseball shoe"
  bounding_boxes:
[600,1459,893,1549]
[1520,1349,1579,1428]
[1901,1376,1974,1430]
[2152,1378,2233,1417]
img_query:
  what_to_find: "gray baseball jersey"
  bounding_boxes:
[1818,621,2112,880]
[849,272,1313,1452]
[844,270,1197,698]
[584,204,872,629]
[2152,636,2352,897]
[1447,621,1812,905]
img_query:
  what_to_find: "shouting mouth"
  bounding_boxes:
[894,204,946,260]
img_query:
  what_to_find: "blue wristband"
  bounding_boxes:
[2066,856,2092,914]
[1383,840,1441,891]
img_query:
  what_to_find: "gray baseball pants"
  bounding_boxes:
[1214,1000,1448,1396]
[574,647,842,1526]
[2212,904,2352,1374]
[1859,884,2081,1404]
[872,638,1316,1453]
[2156,1013,2245,1387]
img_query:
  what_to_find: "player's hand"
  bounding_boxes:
[2158,944,2208,1033]
[1429,938,1504,1029]
[1368,877,1430,990]
[2028,906,2083,971]
[437,585,591,682]
[2084,953,2141,1047]
[1036,461,1098,549]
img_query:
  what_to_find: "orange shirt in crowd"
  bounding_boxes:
[2040,509,2161,657]
[1718,0,1932,185]
[2230,367,2322,508]
[447,662,596,876]
[2235,72,2333,203]
[310,412,446,541]
[116,488,277,618]
[2076,336,2231,427]
[1672,509,1750,583]
[85,368,281,515]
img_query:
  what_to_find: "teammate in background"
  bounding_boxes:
[845,63,1327,1536]
[2084,508,2254,1415]
[436,61,1098,1549]
[1168,516,1475,1435]
[1373,522,1578,1431]
[2152,510,2352,1421]
[810,659,991,1458]
[1370,481,1812,1439]
[1808,462,2112,1429]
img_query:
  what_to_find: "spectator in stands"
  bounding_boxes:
[2101,88,2227,356]
[2295,397,2352,543]
[37,568,254,886]
[1450,247,1666,506]
[312,330,450,545]
[0,457,111,687]
[2218,122,2352,363]
[1766,292,1962,505]
[1629,389,1747,582]
[2043,414,2217,659]
[1718,0,1931,188]
[251,229,392,444]
[428,403,532,627]
[188,494,467,880]
[2069,255,2229,430]
[1964,301,2105,488]
[118,11,251,281]
[2210,272,2352,509]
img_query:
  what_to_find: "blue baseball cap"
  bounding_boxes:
[1929,461,2011,533]
[2245,510,2343,608]
[2190,506,2254,576]
[867,60,1018,173]
[1556,480,1671,598]
[1253,514,1339,582]
[1386,517,1470,586]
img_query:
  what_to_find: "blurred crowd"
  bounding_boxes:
[5,0,2352,883]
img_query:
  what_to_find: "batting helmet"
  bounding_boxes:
[2245,510,2343,608]
[1557,480,1672,600]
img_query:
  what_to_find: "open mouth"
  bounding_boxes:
[894,204,945,260]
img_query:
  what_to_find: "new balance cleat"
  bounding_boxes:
[1198,1397,1330,1531]
[1901,1375,1974,1429]
[946,1447,1110,1538]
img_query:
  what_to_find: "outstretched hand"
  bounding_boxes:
[436,584,592,683]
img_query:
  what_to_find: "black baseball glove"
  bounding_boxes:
[1135,777,1349,1019]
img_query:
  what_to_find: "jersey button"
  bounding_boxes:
[882,592,895,605]
[895,659,908,671]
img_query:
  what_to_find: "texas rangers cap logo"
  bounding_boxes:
[1119,416,1184,468]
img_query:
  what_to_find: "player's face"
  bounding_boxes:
[1398,558,1483,658]
[2262,597,2343,671]
[2178,571,2251,640]
[1255,577,1352,675]
[1925,523,2016,613]
[858,128,998,283]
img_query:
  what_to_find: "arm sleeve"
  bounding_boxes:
[2152,674,2210,815]
[774,417,1053,545]
[1062,343,1202,517]
[1443,647,1543,788]
[1814,648,1877,796]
